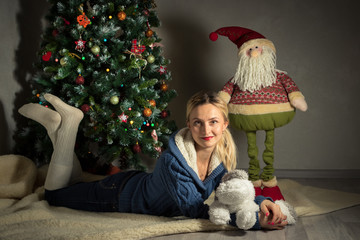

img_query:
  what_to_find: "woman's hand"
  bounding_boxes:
[259,199,288,230]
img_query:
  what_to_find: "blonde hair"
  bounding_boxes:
[186,90,237,171]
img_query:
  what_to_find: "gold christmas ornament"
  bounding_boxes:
[143,107,152,117]
[110,96,119,105]
[160,83,168,92]
[145,29,153,38]
[60,57,67,66]
[147,55,155,63]
[149,99,156,107]
[91,45,100,55]
[117,11,126,21]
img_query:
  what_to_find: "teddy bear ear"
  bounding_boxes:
[221,171,234,182]
[235,169,249,180]
[221,169,249,182]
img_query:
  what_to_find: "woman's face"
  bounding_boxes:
[187,103,228,152]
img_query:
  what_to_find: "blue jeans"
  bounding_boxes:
[45,171,141,212]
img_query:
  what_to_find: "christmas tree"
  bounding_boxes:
[15,0,177,173]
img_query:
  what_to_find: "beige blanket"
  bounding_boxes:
[1,155,360,239]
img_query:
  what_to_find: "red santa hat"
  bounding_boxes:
[209,26,276,53]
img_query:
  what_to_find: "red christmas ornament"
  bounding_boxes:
[133,143,141,153]
[81,104,90,113]
[76,75,85,85]
[160,110,168,118]
[52,29,59,37]
[42,51,52,61]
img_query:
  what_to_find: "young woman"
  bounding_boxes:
[18,90,288,230]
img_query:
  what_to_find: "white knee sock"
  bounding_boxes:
[43,94,84,190]
[18,102,83,187]
[18,103,61,145]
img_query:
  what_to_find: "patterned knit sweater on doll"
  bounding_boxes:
[220,71,304,116]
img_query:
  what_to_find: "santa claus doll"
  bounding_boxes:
[210,26,308,201]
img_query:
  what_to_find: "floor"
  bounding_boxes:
[148,178,360,240]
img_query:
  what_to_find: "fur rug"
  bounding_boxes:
[1,154,360,239]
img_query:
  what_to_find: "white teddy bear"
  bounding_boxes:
[208,169,296,230]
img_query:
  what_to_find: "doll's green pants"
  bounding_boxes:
[229,111,295,182]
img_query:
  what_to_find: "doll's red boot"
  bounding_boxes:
[255,187,262,197]
[262,177,285,201]
[262,186,285,201]
[252,179,262,197]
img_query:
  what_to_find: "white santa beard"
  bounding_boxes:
[233,47,277,92]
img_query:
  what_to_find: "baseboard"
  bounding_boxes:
[242,169,360,178]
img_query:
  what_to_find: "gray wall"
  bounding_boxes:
[1,0,360,171]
